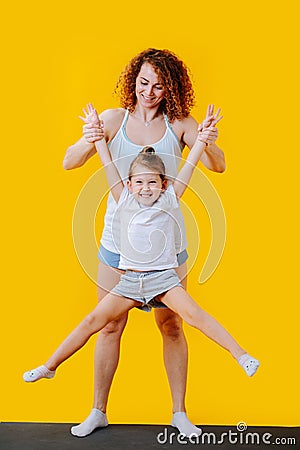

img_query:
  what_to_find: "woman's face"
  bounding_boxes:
[135,63,165,109]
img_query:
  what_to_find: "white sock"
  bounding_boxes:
[171,412,202,438]
[23,365,56,382]
[238,353,260,377]
[71,408,108,437]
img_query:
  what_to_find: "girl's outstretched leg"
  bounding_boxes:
[23,293,138,382]
[160,287,260,376]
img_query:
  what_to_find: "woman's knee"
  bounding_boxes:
[155,311,184,340]
[100,313,128,338]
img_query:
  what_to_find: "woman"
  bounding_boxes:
[63,48,225,438]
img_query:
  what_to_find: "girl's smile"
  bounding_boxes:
[127,165,166,206]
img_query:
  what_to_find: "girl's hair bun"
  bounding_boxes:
[140,146,155,155]
[129,146,165,181]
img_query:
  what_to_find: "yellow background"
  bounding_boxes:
[1,0,299,426]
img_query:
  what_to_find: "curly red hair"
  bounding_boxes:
[114,48,195,122]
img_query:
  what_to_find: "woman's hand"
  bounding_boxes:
[79,103,104,143]
[198,105,223,145]
[198,126,219,145]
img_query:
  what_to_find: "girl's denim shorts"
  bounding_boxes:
[111,268,183,312]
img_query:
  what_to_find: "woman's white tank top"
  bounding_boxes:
[100,109,188,254]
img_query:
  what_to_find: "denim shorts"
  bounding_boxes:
[98,244,188,268]
[111,268,183,312]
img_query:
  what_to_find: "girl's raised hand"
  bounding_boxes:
[79,103,104,143]
[198,104,223,131]
[197,105,223,145]
[79,103,100,124]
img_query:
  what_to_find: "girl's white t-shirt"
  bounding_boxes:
[112,185,182,271]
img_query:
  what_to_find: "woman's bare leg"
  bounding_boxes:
[71,262,127,437]
[155,308,188,412]
[154,263,188,414]
[93,262,127,412]
[154,263,202,437]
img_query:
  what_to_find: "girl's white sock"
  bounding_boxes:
[238,353,260,376]
[171,412,202,437]
[23,365,56,382]
[70,408,108,437]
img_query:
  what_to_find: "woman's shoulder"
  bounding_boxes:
[99,108,126,142]
[171,114,198,132]
[99,108,126,120]
[170,114,198,145]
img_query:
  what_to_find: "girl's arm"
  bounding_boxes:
[173,109,223,198]
[80,104,124,202]
[173,138,207,198]
[182,105,225,173]
[95,140,124,203]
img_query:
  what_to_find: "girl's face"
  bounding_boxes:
[127,164,166,206]
[135,63,165,109]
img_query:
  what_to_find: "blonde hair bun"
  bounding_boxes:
[128,146,165,180]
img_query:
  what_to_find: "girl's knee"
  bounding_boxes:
[182,305,206,328]
[82,313,99,332]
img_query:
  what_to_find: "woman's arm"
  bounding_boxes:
[63,108,125,170]
[174,109,223,197]
[63,137,97,170]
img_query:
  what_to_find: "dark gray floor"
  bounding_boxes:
[0,423,299,450]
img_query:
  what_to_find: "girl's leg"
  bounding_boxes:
[159,287,259,375]
[23,293,139,381]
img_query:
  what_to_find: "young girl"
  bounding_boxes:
[23,106,259,387]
